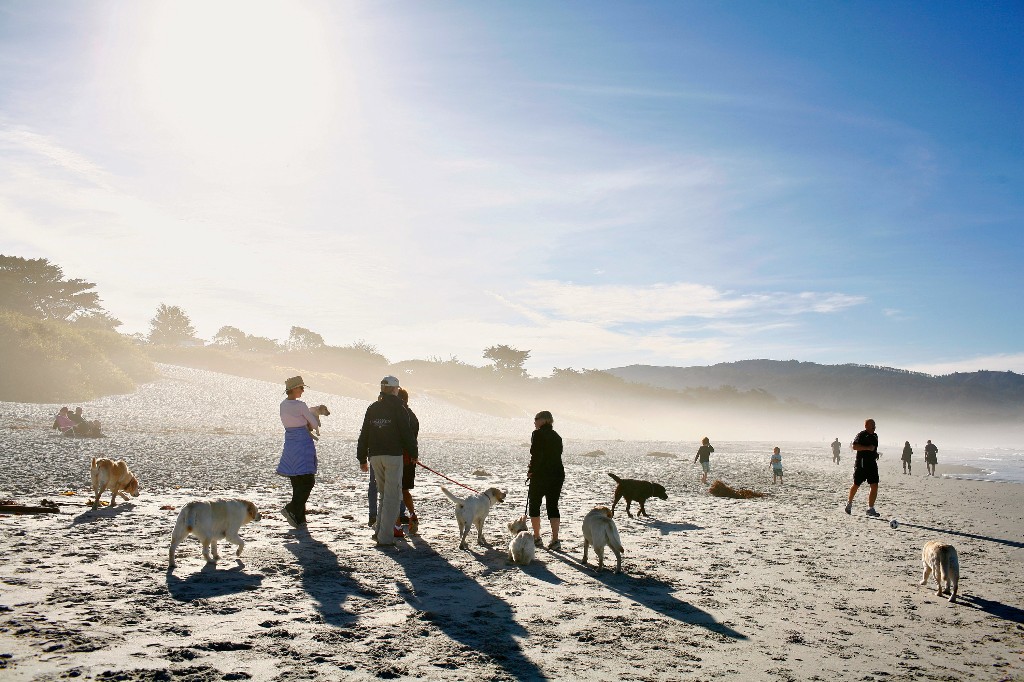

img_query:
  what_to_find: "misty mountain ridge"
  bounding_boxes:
[606,360,1024,421]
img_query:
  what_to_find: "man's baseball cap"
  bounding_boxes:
[381,375,401,388]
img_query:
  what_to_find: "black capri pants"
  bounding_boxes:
[528,477,564,519]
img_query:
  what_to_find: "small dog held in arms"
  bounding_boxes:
[920,540,960,603]
[308,404,330,440]
[90,457,140,510]
[440,486,506,549]
[507,515,536,565]
[608,472,668,517]
[168,499,261,569]
[582,506,624,573]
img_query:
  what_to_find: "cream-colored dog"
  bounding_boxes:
[440,486,506,549]
[920,540,959,603]
[582,505,624,573]
[168,498,261,569]
[90,457,140,510]
[507,515,536,565]
[308,404,330,440]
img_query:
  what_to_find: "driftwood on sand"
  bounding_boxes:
[708,480,766,499]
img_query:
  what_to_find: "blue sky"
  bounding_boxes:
[1,0,1021,375]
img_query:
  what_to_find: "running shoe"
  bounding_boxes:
[393,524,405,538]
[533,536,544,548]
[547,539,562,551]
[844,503,852,515]
[866,508,881,517]
[281,506,299,529]
[408,516,419,536]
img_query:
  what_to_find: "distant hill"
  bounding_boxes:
[606,360,1024,422]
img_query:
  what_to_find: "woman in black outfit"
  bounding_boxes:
[527,410,564,551]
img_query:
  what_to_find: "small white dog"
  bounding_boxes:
[582,505,624,573]
[168,498,261,569]
[308,404,330,440]
[440,486,506,549]
[90,457,140,510]
[920,540,960,602]
[507,515,536,565]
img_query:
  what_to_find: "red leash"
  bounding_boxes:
[415,459,481,494]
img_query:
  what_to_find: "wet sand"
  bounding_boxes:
[2,366,1022,681]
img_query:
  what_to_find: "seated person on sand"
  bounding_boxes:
[52,407,76,436]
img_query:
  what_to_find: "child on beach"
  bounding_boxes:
[770,447,783,484]
[694,437,714,485]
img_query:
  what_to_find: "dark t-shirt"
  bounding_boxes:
[853,429,878,468]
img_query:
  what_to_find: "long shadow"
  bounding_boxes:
[283,530,366,627]
[544,551,748,640]
[392,536,545,680]
[634,519,702,535]
[958,595,1024,624]
[882,520,1024,548]
[71,503,136,525]
[166,561,263,601]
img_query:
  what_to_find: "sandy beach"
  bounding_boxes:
[1,366,1022,681]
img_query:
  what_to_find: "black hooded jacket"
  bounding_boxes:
[356,393,418,465]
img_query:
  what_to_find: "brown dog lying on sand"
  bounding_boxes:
[920,540,960,603]
[168,498,261,569]
[608,472,668,517]
[90,457,140,510]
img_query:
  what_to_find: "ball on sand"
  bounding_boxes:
[890,518,899,529]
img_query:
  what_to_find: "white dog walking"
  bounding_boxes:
[920,540,960,603]
[168,498,261,569]
[582,506,624,573]
[507,515,536,565]
[440,486,506,549]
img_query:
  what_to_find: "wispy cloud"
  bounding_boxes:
[509,280,864,325]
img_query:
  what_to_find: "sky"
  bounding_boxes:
[1,0,1022,376]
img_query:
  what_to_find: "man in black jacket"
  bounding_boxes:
[358,376,418,546]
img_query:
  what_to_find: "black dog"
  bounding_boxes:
[608,473,668,517]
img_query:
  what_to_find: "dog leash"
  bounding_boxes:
[523,477,530,517]
[414,459,481,494]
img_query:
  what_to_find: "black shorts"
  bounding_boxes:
[854,460,879,486]
[402,456,416,490]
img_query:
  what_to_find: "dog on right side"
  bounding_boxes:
[582,506,624,573]
[920,540,959,602]
[608,472,667,517]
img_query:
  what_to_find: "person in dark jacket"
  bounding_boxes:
[357,375,418,547]
[527,410,564,551]
[398,388,421,536]
[901,441,913,475]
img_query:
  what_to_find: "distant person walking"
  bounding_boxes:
[901,441,913,475]
[924,440,939,476]
[845,418,881,517]
[694,437,714,484]
[357,376,418,547]
[276,376,321,529]
[527,411,564,551]
[831,438,842,465]
[770,446,783,485]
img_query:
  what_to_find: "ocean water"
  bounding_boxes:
[939,447,1024,484]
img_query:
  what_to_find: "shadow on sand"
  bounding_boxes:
[394,536,544,680]
[888,520,1024,548]
[958,595,1024,624]
[71,503,136,525]
[166,561,263,601]
[545,551,747,640]
[283,529,367,627]
[635,519,703,535]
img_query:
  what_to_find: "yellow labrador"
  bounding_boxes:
[440,486,505,549]
[582,506,624,573]
[168,498,261,569]
[90,457,140,510]
[920,540,959,603]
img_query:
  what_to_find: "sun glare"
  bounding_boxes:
[137,0,338,177]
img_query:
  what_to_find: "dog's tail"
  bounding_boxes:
[604,517,624,554]
[183,502,197,533]
[607,472,622,484]
[440,486,464,507]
